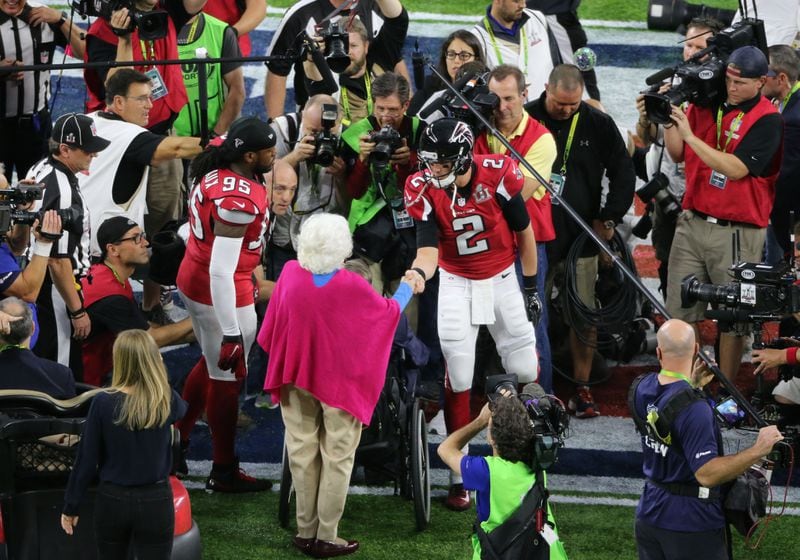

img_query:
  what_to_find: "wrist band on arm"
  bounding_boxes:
[32,242,52,257]
[412,267,427,281]
[523,274,537,290]
[68,307,86,319]
[787,347,798,366]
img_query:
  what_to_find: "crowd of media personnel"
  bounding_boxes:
[1,0,800,558]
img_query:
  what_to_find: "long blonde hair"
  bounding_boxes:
[111,330,172,430]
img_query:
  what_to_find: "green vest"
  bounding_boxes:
[471,456,568,560]
[342,115,420,233]
[174,14,227,137]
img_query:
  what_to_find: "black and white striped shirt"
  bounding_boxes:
[0,1,65,118]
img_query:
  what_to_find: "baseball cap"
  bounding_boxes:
[727,46,775,78]
[222,117,277,155]
[96,216,139,257]
[52,113,111,153]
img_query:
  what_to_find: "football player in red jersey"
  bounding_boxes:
[175,117,276,492]
[404,118,542,511]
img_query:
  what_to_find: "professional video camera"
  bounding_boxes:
[417,70,499,134]
[310,103,341,167]
[0,184,74,241]
[647,0,736,32]
[642,17,768,125]
[681,260,800,332]
[317,20,350,74]
[368,125,403,169]
[632,171,682,238]
[485,374,570,471]
[72,0,168,40]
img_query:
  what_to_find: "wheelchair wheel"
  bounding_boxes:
[278,443,294,529]
[410,398,430,530]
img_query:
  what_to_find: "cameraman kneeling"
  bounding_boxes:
[438,387,568,560]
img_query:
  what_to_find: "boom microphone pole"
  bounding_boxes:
[424,60,766,427]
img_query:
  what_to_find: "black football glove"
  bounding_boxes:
[524,287,543,327]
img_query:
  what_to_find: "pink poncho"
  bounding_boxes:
[257,261,402,425]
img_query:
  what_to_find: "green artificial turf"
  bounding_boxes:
[189,488,800,559]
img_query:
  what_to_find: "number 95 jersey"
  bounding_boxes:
[178,168,270,307]
[404,154,524,280]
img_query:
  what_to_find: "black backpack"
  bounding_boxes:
[475,469,551,560]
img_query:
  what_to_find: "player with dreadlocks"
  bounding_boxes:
[175,117,276,492]
[403,117,542,511]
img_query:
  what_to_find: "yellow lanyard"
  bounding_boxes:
[341,72,372,127]
[659,368,693,387]
[139,39,156,69]
[185,17,200,43]
[482,16,527,72]
[715,107,744,152]
[558,112,580,176]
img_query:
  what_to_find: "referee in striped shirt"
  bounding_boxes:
[0,0,85,182]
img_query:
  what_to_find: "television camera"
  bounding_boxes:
[0,184,74,241]
[418,70,499,134]
[71,0,168,40]
[642,17,768,125]
[485,374,570,471]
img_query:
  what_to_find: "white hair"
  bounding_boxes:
[297,213,353,274]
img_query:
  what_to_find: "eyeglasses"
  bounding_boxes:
[115,232,147,245]
[125,94,153,104]
[446,50,476,62]
[273,185,297,195]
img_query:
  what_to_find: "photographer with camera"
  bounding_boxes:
[525,64,635,418]
[269,94,347,274]
[438,377,568,559]
[405,118,540,511]
[26,113,111,378]
[474,64,557,393]
[0,0,87,183]
[264,0,410,119]
[342,72,423,293]
[664,46,783,383]
[303,8,408,129]
[632,319,783,560]
[635,17,724,298]
[83,0,206,325]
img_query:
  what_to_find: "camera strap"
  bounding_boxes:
[341,73,372,128]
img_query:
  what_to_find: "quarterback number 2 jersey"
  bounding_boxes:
[177,168,269,307]
[404,154,524,279]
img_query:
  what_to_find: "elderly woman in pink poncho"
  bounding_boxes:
[257,213,414,558]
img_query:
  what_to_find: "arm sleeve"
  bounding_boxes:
[414,217,439,248]
[38,175,75,259]
[220,26,243,76]
[266,13,303,74]
[87,295,149,333]
[732,113,783,177]
[86,34,117,86]
[63,397,104,515]
[501,193,532,232]
[367,8,409,70]
[521,132,557,199]
[390,280,412,311]
[210,234,245,336]
[461,455,490,492]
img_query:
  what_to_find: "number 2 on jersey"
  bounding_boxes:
[453,215,488,255]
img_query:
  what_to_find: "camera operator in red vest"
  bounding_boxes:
[664,46,783,384]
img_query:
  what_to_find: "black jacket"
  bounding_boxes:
[525,93,635,262]
[0,347,76,399]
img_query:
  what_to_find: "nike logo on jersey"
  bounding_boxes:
[233,201,246,209]
[695,450,712,459]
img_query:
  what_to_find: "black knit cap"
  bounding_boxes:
[222,117,277,155]
[96,216,138,257]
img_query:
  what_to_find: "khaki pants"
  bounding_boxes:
[280,385,361,542]
[144,154,183,236]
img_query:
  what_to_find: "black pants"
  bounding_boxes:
[635,518,729,560]
[0,109,50,182]
[94,480,174,560]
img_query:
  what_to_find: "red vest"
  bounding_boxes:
[203,0,251,56]
[683,96,781,227]
[85,13,189,129]
[475,118,556,242]
[80,263,134,386]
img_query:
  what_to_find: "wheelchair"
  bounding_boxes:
[0,388,201,560]
[277,347,431,531]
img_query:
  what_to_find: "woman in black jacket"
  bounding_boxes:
[61,329,187,560]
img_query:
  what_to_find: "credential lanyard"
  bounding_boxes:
[780,81,800,113]
[139,39,156,69]
[659,368,693,387]
[341,72,372,127]
[482,17,527,71]
[558,112,580,176]
[715,107,744,153]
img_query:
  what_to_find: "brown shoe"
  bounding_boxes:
[310,538,359,558]
[292,535,315,554]
[444,483,471,511]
